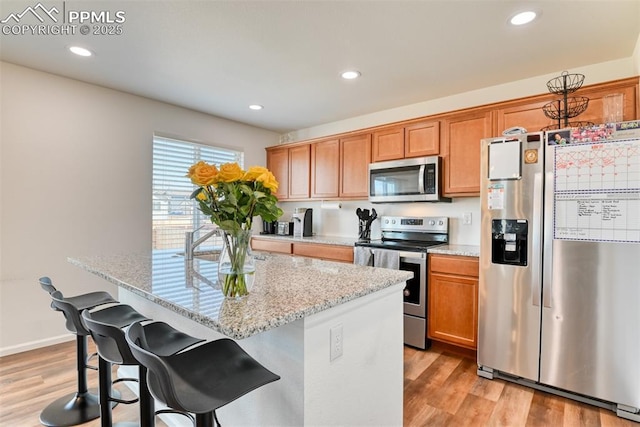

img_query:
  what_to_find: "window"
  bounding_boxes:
[152,135,244,250]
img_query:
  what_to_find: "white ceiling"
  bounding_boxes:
[1,1,639,133]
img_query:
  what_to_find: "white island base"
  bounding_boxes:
[118,282,404,427]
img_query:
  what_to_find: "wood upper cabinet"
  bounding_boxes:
[372,127,404,162]
[441,110,492,197]
[573,83,637,124]
[268,77,638,201]
[404,120,440,158]
[428,254,479,350]
[496,80,639,133]
[310,133,371,199]
[311,139,340,198]
[288,145,311,199]
[266,145,309,200]
[496,99,556,133]
[340,133,371,198]
[372,120,440,162]
[266,147,289,200]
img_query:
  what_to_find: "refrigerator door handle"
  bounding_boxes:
[542,171,554,309]
[531,172,543,307]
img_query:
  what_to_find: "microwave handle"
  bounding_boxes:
[418,165,426,194]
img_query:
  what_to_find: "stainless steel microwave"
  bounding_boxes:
[368,156,450,203]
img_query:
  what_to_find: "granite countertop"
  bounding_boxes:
[252,234,359,247]
[427,244,480,257]
[68,251,412,340]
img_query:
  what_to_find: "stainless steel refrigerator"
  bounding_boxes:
[478,123,640,422]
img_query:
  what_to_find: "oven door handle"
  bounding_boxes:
[398,251,426,259]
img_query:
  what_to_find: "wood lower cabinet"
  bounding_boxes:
[428,254,479,350]
[250,238,292,254]
[441,110,492,197]
[292,243,354,263]
[251,238,354,263]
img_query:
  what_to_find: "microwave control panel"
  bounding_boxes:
[424,163,436,194]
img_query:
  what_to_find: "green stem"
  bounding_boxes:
[220,230,251,297]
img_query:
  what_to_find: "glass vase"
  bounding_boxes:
[218,229,255,298]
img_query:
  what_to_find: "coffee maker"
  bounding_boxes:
[261,218,277,235]
[292,208,313,238]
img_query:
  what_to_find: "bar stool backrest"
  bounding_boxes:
[81,309,137,365]
[39,276,59,311]
[125,321,184,411]
[39,276,57,294]
[50,290,90,336]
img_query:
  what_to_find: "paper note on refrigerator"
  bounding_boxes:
[553,138,640,243]
[489,140,521,180]
[487,184,505,210]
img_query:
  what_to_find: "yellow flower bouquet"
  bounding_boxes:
[187,161,283,297]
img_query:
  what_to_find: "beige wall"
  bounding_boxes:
[0,62,279,355]
[635,32,640,75]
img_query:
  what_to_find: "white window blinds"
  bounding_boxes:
[152,135,244,250]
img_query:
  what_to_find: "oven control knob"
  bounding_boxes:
[429,220,435,226]
[403,289,410,297]
[438,220,444,225]
[384,219,389,224]
[392,220,396,224]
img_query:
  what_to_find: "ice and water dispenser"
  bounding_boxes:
[491,219,528,266]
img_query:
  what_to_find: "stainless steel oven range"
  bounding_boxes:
[355,216,448,349]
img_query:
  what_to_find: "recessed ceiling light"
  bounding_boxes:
[249,104,263,110]
[510,11,537,26]
[341,70,361,80]
[69,46,93,57]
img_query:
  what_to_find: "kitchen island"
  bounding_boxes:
[69,250,412,426]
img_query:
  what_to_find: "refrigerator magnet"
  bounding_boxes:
[524,149,538,164]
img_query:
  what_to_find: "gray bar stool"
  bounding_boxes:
[81,304,204,427]
[38,276,118,427]
[126,321,281,427]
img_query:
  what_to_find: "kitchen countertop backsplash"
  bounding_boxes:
[274,198,481,246]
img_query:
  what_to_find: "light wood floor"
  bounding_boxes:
[1,340,637,426]
[403,344,637,426]
[0,340,168,427]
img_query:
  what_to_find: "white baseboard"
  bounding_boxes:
[0,334,74,357]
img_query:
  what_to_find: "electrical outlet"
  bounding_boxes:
[330,324,343,361]
[463,212,472,225]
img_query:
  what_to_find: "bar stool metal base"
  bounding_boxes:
[39,334,120,427]
[39,390,98,427]
[39,389,118,427]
